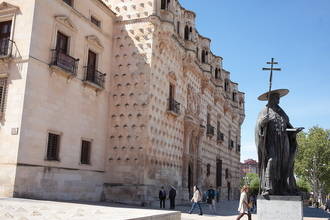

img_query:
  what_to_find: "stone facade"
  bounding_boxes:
[0,0,115,201]
[0,0,245,205]
[102,0,245,205]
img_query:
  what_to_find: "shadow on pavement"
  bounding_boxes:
[303,206,330,219]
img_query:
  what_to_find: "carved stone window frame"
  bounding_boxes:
[0,2,20,46]
[51,16,78,59]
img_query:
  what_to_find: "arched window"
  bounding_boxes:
[189,27,192,33]
[225,168,229,179]
[184,25,189,40]
[224,79,229,92]
[161,0,170,10]
[201,50,206,63]
[161,0,166,9]
[215,68,219,79]
[196,47,199,60]
[232,92,237,102]
[206,164,211,176]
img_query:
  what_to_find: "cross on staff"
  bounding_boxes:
[262,58,281,114]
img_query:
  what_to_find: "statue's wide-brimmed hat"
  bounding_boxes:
[258,89,289,101]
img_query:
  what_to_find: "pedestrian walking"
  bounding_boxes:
[169,186,176,209]
[206,186,216,214]
[250,194,256,213]
[188,185,203,215]
[236,185,252,220]
[159,186,166,209]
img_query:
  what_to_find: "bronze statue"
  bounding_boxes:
[255,89,303,196]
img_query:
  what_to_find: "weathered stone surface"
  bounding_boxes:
[0,0,245,205]
[257,196,303,220]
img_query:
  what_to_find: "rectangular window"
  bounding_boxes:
[63,0,73,7]
[177,21,180,35]
[81,140,91,164]
[56,31,69,54]
[0,20,12,56]
[91,16,101,27]
[169,84,175,100]
[46,133,60,161]
[0,78,7,115]
[86,50,97,82]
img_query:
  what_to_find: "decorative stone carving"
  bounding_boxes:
[86,35,104,49]
[55,16,77,32]
[186,84,200,117]
[0,2,19,15]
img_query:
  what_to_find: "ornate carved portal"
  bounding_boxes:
[183,85,204,199]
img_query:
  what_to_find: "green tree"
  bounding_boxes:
[242,173,260,196]
[295,126,330,203]
[296,178,312,193]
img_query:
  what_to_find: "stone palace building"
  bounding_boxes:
[0,0,245,205]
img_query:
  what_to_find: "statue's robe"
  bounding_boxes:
[255,104,298,195]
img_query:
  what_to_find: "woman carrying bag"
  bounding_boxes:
[188,186,203,215]
[237,185,252,220]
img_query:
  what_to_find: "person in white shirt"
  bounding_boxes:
[188,186,203,215]
[237,185,252,220]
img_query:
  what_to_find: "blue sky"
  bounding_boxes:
[180,0,330,161]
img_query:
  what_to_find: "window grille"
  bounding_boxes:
[81,140,91,164]
[47,133,60,161]
[0,78,7,116]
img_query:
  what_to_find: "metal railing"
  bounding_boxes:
[206,124,215,136]
[0,38,14,58]
[50,49,79,75]
[168,98,180,115]
[84,66,106,88]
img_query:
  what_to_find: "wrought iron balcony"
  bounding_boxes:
[50,49,79,75]
[217,132,224,142]
[206,124,215,136]
[84,66,106,88]
[168,98,180,115]
[0,38,14,58]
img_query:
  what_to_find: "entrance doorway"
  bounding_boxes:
[227,182,231,200]
[188,164,193,198]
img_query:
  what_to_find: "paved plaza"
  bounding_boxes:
[0,198,329,220]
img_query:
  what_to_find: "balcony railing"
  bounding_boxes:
[206,124,215,136]
[84,66,106,88]
[50,49,79,75]
[217,132,224,142]
[168,98,180,115]
[0,38,14,58]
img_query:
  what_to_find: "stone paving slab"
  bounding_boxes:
[0,198,180,220]
[0,198,329,220]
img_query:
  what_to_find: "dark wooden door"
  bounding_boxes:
[216,159,222,187]
[0,21,12,55]
[56,32,69,54]
[87,50,97,81]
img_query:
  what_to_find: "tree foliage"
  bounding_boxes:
[242,173,260,196]
[295,126,330,199]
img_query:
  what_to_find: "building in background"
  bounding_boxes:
[0,0,245,205]
[241,159,259,176]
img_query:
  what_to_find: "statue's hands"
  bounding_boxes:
[261,114,270,126]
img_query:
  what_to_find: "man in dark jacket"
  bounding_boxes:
[159,186,166,208]
[169,186,176,209]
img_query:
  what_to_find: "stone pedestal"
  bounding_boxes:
[257,196,303,220]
